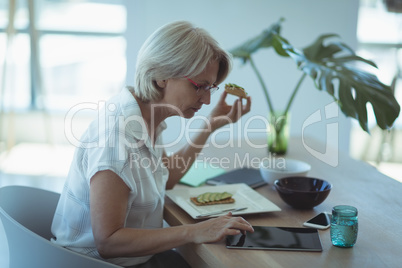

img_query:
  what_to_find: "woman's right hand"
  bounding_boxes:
[189,212,254,244]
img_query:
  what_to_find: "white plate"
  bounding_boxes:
[166,183,281,219]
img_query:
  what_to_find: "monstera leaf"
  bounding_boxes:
[273,34,400,132]
[229,19,400,133]
[230,18,284,62]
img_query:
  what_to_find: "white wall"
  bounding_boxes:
[125,0,359,153]
[1,0,359,153]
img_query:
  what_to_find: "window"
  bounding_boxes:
[357,0,402,127]
[351,0,402,164]
[0,0,127,112]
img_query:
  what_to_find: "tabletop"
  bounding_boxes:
[163,136,402,268]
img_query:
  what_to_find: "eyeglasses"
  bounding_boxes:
[185,76,219,96]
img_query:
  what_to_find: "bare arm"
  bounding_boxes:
[90,170,254,259]
[164,92,251,189]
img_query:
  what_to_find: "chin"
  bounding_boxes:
[181,110,196,119]
[182,113,195,119]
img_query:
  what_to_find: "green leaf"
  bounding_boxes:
[303,34,340,60]
[275,34,400,132]
[229,18,285,63]
[328,56,378,68]
[272,34,293,57]
[229,20,400,133]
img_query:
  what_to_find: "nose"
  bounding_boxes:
[199,90,211,105]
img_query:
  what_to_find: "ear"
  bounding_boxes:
[155,80,167,89]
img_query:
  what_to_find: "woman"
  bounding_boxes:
[52,21,253,267]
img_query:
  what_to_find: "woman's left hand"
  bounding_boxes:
[208,91,251,131]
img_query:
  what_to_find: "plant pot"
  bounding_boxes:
[267,112,290,155]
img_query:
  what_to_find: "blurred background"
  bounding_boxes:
[0,1,401,266]
[0,0,401,191]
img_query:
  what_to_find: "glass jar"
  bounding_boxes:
[267,112,290,155]
[330,205,358,247]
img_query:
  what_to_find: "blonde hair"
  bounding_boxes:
[134,21,232,102]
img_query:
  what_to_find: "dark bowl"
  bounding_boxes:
[274,176,332,209]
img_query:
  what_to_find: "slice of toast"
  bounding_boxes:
[225,83,247,98]
[190,197,235,206]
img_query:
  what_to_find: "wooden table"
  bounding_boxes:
[163,136,402,268]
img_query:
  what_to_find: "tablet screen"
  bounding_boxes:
[226,226,322,252]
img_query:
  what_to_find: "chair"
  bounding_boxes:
[0,185,120,268]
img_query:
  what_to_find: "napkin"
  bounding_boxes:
[179,162,225,187]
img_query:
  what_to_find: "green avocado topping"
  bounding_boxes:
[225,83,244,89]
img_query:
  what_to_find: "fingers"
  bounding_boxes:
[243,96,251,114]
[219,213,254,233]
[217,91,228,105]
[227,96,251,122]
[226,228,243,236]
[230,217,254,233]
[193,214,254,244]
[227,99,240,119]
[237,96,251,115]
[208,92,252,130]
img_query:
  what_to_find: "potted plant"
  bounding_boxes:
[229,18,400,155]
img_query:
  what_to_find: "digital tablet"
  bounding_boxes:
[206,168,267,189]
[226,226,323,252]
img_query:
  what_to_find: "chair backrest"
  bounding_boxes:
[0,185,60,239]
[0,185,120,268]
